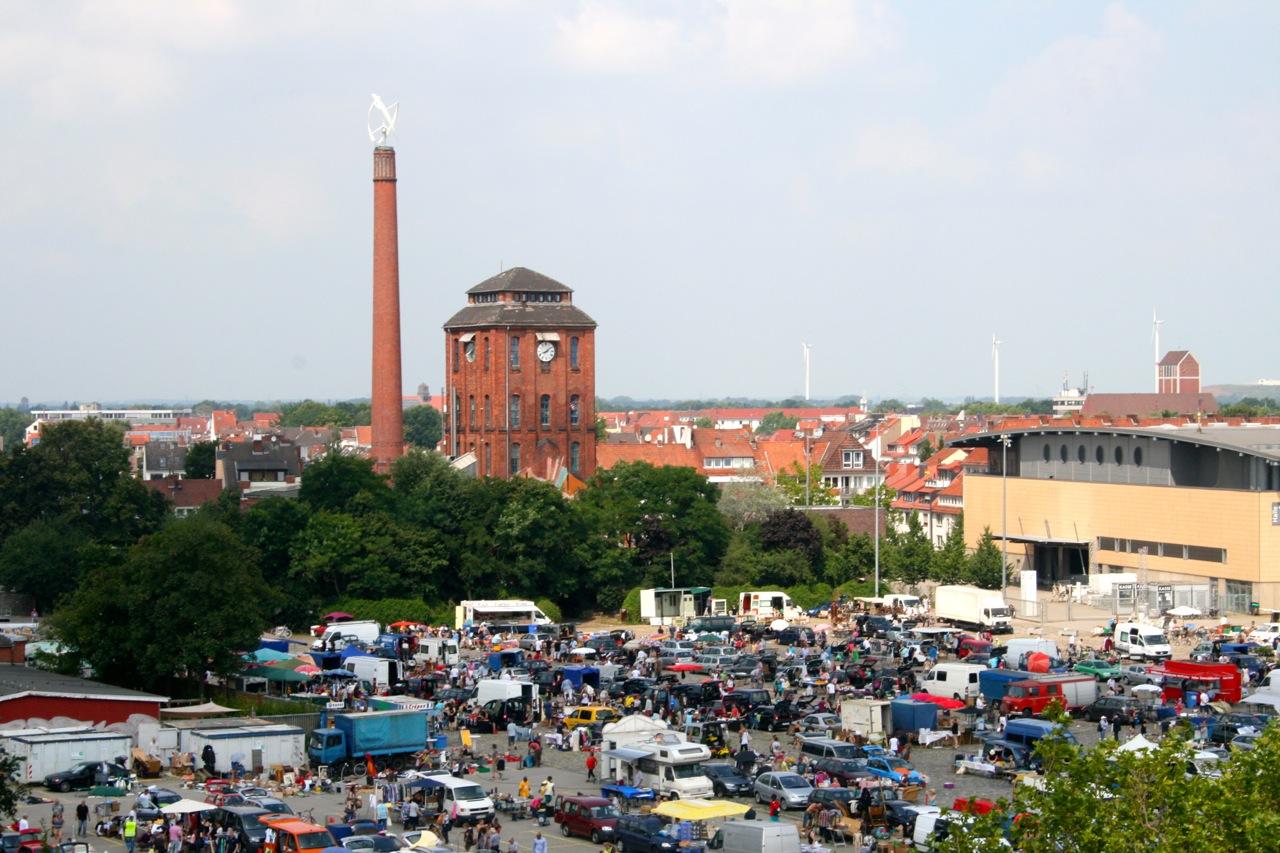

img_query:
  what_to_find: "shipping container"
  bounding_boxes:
[184,725,305,774]
[4,730,131,782]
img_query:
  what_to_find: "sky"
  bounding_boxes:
[1,1,1277,406]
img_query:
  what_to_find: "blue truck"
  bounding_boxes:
[307,709,429,775]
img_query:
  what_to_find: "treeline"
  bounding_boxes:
[0,419,1005,693]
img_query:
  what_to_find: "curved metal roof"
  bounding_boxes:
[948,424,1280,463]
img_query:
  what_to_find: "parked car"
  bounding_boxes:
[863,754,928,787]
[244,797,293,815]
[210,806,272,853]
[752,772,814,809]
[136,788,184,822]
[564,706,620,730]
[340,837,404,853]
[613,814,680,852]
[883,800,942,837]
[43,761,130,792]
[1073,659,1122,681]
[1230,733,1262,752]
[810,757,875,786]
[797,713,842,734]
[807,788,859,817]
[1120,665,1161,686]
[701,763,753,797]
[553,795,620,844]
[434,688,475,704]
[1081,695,1143,723]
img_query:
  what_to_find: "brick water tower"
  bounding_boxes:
[369,96,404,473]
[443,268,597,480]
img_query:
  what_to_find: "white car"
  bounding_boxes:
[1248,624,1280,644]
[798,713,842,733]
[752,772,813,809]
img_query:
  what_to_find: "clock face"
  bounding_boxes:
[536,341,556,362]
[464,340,476,362]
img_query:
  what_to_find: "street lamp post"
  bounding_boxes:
[1000,435,1011,601]
[874,457,881,598]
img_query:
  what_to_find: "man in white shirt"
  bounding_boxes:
[531,833,547,853]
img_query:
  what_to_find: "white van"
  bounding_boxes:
[433,776,495,822]
[711,820,801,853]
[883,594,926,617]
[416,636,460,666]
[343,655,403,688]
[1113,623,1172,661]
[920,663,985,701]
[1005,638,1060,665]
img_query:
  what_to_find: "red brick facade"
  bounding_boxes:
[443,268,596,480]
[371,146,405,473]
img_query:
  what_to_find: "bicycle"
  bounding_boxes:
[296,807,316,824]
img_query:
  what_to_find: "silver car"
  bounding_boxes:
[1120,664,1161,686]
[752,771,814,809]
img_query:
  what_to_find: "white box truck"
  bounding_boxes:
[312,620,381,651]
[1113,622,1172,662]
[934,585,1013,633]
[184,725,306,775]
[5,730,131,784]
[839,698,893,739]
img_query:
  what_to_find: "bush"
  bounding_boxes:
[535,598,563,624]
[325,597,454,629]
[620,588,643,624]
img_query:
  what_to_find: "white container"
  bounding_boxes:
[6,730,131,783]
[184,725,305,774]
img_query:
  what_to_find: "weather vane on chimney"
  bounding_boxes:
[368,94,399,146]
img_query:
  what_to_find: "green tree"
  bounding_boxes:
[883,511,932,586]
[237,496,313,626]
[299,450,390,513]
[718,477,788,532]
[0,419,168,544]
[184,441,217,479]
[966,525,1006,590]
[693,417,714,429]
[0,519,91,612]
[0,747,28,819]
[775,461,836,506]
[849,481,894,509]
[0,407,28,454]
[754,411,799,435]
[402,405,443,450]
[51,516,273,693]
[824,532,875,586]
[916,436,935,461]
[932,514,968,584]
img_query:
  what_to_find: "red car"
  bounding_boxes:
[553,796,620,844]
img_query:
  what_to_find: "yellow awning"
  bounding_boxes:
[652,799,750,821]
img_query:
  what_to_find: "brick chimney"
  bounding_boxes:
[371,145,405,473]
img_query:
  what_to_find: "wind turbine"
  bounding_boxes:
[803,342,813,401]
[992,334,1003,404]
[1152,309,1164,392]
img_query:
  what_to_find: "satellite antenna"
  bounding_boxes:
[368,94,399,146]
[1151,309,1163,392]
[992,334,1003,404]
[803,342,813,401]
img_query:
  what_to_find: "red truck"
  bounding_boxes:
[1000,674,1099,717]
[1149,660,1241,706]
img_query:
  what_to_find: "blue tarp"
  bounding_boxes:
[560,665,600,690]
[890,698,938,733]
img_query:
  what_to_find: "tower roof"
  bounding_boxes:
[467,267,573,295]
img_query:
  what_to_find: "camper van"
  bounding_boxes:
[603,733,714,800]
[1113,623,1172,662]
[454,600,551,631]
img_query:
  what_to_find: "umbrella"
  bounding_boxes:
[1116,735,1157,754]
[667,663,702,672]
[390,621,422,629]
[245,648,294,664]
[569,647,597,655]
[953,706,984,716]
[323,669,356,678]
[296,664,322,675]
[406,776,447,789]
[1025,652,1053,673]
[1166,606,1202,617]
[1131,684,1162,694]
[323,612,355,621]
[161,799,218,815]
[770,619,789,631]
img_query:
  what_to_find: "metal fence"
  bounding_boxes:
[1088,584,1220,618]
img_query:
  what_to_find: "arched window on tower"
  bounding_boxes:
[484,395,491,427]
[570,442,580,475]
[509,443,521,476]
[469,395,475,427]
[509,394,521,427]
[510,336,520,369]
[570,395,580,427]
[570,337,580,368]
[484,337,490,371]
[540,395,551,428]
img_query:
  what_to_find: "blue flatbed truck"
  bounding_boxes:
[307,709,428,776]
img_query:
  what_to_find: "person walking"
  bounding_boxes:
[75,802,89,838]
[51,801,65,843]
[769,797,781,822]
[531,832,547,853]
[585,753,598,782]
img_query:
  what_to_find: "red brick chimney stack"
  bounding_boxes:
[371,145,404,473]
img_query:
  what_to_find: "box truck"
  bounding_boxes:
[933,586,1013,633]
[307,709,427,773]
[185,725,305,775]
[1113,622,1173,662]
[840,698,893,739]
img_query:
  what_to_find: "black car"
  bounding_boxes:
[807,787,859,815]
[1081,695,1143,723]
[882,798,935,835]
[611,677,656,699]
[44,760,129,792]
[434,687,475,704]
[811,757,874,786]
[721,689,772,716]
[614,814,679,852]
[211,806,273,853]
[774,627,816,646]
[702,763,752,797]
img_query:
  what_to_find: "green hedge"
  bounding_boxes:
[535,598,563,624]
[323,597,455,629]
[621,588,643,624]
